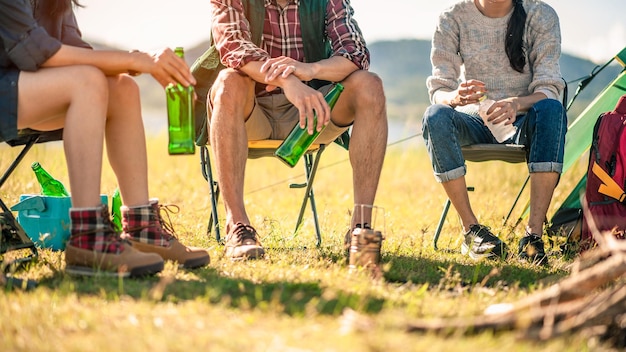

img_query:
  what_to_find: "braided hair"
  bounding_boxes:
[505,0,527,73]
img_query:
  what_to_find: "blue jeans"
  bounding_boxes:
[422,99,567,182]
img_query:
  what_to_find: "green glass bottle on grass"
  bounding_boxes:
[167,47,195,155]
[275,83,344,167]
[111,188,123,231]
[31,162,69,197]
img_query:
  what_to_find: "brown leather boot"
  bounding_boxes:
[65,204,164,277]
[121,199,210,269]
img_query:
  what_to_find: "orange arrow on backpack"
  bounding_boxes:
[592,161,626,203]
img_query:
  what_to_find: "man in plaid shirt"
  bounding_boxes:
[207,0,387,261]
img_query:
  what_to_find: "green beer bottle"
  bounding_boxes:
[275,83,344,167]
[31,162,70,197]
[166,47,196,155]
[111,188,123,231]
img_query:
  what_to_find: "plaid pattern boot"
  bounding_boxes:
[121,199,210,269]
[65,204,164,277]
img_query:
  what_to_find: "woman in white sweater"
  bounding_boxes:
[422,0,567,265]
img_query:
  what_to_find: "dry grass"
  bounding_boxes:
[0,132,597,352]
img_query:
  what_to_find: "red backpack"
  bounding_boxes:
[581,94,626,250]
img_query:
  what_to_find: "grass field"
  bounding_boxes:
[0,132,600,351]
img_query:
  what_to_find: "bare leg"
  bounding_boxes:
[103,75,150,206]
[209,70,256,231]
[527,172,559,234]
[16,66,109,208]
[331,71,387,227]
[441,177,479,233]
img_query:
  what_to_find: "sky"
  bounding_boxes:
[74,0,625,64]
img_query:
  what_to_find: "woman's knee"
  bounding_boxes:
[104,75,141,114]
[531,98,567,130]
[109,74,140,99]
[422,104,454,131]
[70,65,109,105]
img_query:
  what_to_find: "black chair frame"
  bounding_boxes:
[199,141,327,247]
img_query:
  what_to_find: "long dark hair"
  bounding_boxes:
[37,0,83,18]
[505,0,527,73]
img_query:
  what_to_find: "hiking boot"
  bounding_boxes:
[121,199,210,269]
[348,226,384,272]
[518,232,548,265]
[224,222,265,260]
[343,223,371,252]
[65,204,164,277]
[461,224,507,260]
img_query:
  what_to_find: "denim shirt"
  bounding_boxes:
[0,0,90,142]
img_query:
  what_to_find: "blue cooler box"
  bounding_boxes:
[11,194,108,251]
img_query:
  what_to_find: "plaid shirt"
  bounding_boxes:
[210,0,369,70]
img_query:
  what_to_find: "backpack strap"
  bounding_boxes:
[592,161,626,204]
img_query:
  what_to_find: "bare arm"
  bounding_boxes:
[238,57,357,134]
[42,45,196,88]
[257,55,358,85]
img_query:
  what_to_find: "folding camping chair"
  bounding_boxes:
[199,131,350,247]
[432,79,572,250]
[432,143,528,250]
[1,129,62,287]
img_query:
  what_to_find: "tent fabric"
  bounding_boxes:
[517,47,626,224]
[551,71,626,213]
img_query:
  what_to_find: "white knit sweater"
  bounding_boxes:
[427,0,564,106]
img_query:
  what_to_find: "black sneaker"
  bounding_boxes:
[518,232,548,265]
[461,224,507,260]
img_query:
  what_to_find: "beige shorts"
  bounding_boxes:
[208,83,350,145]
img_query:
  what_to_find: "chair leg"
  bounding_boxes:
[0,135,40,189]
[503,174,530,226]
[433,199,451,251]
[1,135,39,271]
[200,145,222,243]
[292,145,325,247]
[1,210,38,270]
[433,186,474,250]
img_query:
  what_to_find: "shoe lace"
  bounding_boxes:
[154,203,180,240]
[122,203,180,242]
[231,223,261,245]
[471,224,499,242]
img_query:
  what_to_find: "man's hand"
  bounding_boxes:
[281,79,330,134]
[247,57,330,134]
[261,56,315,84]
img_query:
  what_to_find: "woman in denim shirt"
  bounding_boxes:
[0,0,209,276]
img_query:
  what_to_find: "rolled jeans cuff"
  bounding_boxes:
[434,165,466,183]
[528,162,562,174]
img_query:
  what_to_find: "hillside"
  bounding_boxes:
[107,39,623,125]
